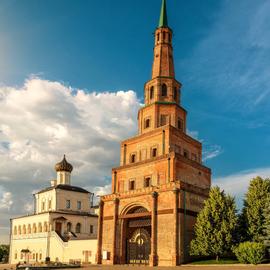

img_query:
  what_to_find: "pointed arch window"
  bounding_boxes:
[162,84,167,96]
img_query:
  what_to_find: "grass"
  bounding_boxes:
[190,258,240,265]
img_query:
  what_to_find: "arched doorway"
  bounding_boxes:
[124,206,151,265]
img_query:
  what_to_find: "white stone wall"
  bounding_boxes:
[10,231,97,264]
[10,212,98,264]
[56,189,91,213]
[35,190,56,214]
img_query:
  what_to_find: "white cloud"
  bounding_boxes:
[203,144,223,162]
[187,130,223,162]
[0,187,13,210]
[187,129,199,140]
[24,202,34,213]
[181,0,270,112]
[213,167,270,208]
[0,77,140,242]
[92,184,112,197]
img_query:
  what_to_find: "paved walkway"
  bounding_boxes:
[1,264,270,270]
[80,265,270,270]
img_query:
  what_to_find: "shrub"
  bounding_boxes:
[233,242,265,265]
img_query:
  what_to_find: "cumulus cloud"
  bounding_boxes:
[0,187,13,211]
[0,77,140,242]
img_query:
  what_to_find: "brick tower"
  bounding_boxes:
[96,0,211,266]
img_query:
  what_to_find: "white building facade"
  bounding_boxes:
[9,156,98,264]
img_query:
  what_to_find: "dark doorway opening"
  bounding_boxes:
[126,218,151,265]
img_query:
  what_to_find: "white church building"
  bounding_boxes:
[9,156,98,264]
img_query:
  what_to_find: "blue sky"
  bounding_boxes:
[0,0,270,243]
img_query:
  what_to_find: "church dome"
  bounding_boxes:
[55,155,73,173]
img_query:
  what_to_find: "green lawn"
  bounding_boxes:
[190,258,240,265]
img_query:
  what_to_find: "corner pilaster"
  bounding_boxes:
[96,200,104,264]
[149,191,158,266]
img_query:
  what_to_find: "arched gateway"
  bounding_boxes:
[123,206,151,265]
[96,0,211,266]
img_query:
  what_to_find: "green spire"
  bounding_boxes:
[158,0,168,28]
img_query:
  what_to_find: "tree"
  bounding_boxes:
[262,194,270,256]
[240,177,270,242]
[233,242,265,265]
[190,186,237,261]
[0,245,9,262]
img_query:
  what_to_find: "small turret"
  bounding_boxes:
[55,155,73,185]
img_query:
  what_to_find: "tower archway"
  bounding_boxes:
[120,206,151,265]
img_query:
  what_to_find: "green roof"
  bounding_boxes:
[158,0,168,28]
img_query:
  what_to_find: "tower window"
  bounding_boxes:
[129,180,135,190]
[160,114,169,126]
[178,118,183,130]
[66,200,71,209]
[130,154,136,163]
[150,86,154,99]
[145,118,150,129]
[162,84,167,96]
[157,33,160,42]
[163,32,166,41]
[183,149,189,159]
[144,177,151,188]
[152,148,157,158]
[174,87,177,100]
[77,201,82,210]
